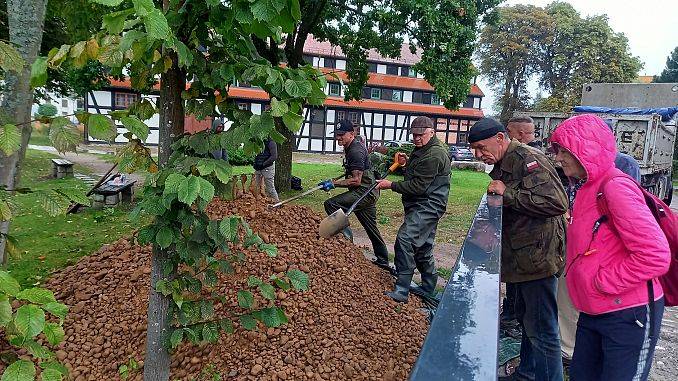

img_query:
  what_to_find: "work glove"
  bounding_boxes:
[318,179,335,191]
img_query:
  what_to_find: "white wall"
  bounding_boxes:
[376,64,387,74]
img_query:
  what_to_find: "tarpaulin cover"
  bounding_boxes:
[574,106,678,122]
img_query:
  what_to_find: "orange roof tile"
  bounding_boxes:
[227,88,484,118]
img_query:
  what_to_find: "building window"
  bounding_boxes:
[76,98,84,111]
[362,87,372,99]
[386,65,398,75]
[336,111,345,120]
[422,93,432,104]
[114,92,139,109]
[431,94,440,105]
[381,88,393,101]
[302,55,313,64]
[61,99,68,108]
[349,112,360,124]
[412,91,423,103]
[392,90,403,102]
[329,83,341,96]
[408,68,417,78]
[237,102,249,111]
[324,58,336,69]
[463,96,475,108]
[367,63,377,73]
[310,110,325,138]
[370,88,381,100]
[401,66,410,77]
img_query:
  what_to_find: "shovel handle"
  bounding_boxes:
[346,159,402,216]
[270,174,343,208]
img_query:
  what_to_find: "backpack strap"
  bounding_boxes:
[596,172,657,339]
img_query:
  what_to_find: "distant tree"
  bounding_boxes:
[654,46,678,83]
[36,103,57,117]
[535,2,642,111]
[477,4,552,124]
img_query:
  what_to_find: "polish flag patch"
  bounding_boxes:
[526,160,539,172]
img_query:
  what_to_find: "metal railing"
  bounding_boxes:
[410,194,503,381]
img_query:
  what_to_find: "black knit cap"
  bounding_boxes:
[468,118,506,144]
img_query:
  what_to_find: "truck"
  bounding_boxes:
[514,83,678,204]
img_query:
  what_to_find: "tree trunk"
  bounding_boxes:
[143,52,185,381]
[274,119,293,192]
[0,0,47,263]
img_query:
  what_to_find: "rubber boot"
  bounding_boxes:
[384,274,412,303]
[420,271,438,296]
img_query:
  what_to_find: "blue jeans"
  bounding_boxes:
[512,276,563,381]
[570,298,664,381]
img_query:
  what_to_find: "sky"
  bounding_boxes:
[477,0,678,115]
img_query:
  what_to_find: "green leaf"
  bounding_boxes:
[251,0,277,22]
[1,360,35,381]
[270,275,291,291]
[174,40,193,68]
[0,41,24,73]
[119,30,146,52]
[219,318,234,333]
[258,243,278,257]
[258,283,276,300]
[0,298,12,325]
[36,190,70,217]
[42,302,68,320]
[92,0,124,6]
[87,114,117,141]
[137,226,157,245]
[177,176,200,205]
[120,116,149,141]
[196,177,215,202]
[49,117,81,153]
[270,98,289,117]
[155,226,174,249]
[259,307,288,327]
[239,314,257,330]
[0,272,21,297]
[15,288,56,304]
[144,9,171,41]
[169,328,183,349]
[282,112,303,132]
[43,322,65,346]
[0,124,21,156]
[102,8,135,34]
[286,269,309,291]
[128,99,156,120]
[98,43,124,67]
[202,322,218,343]
[290,0,301,20]
[40,362,68,378]
[219,217,238,241]
[30,57,48,88]
[56,188,91,207]
[39,367,63,381]
[247,276,263,287]
[284,79,311,98]
[23,339,53,359]
[200,301,214,319]
[237,290,254,309]
[213,162,232,184]
[15,304,46,338]
[133,0,155,16]
[196,159,216,176]
[163,173,186,195]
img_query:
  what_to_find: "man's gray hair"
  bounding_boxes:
[507,116,534,125]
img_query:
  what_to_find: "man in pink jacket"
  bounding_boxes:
[550,114,670,381]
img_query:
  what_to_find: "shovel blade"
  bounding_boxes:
[319,209,350,238]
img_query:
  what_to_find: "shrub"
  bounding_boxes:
[36,103,58,118]
[228,147,255,166]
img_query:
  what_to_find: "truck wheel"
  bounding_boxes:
[664,178,674,206]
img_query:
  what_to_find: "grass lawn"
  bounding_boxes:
[5,150,142,287]
[233,162,490,244]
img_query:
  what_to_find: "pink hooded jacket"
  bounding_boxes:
[550,114,670,315]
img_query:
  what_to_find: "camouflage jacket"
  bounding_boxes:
[490,140,568,283]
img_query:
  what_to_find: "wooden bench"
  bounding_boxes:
[91,178,136,209]
[51,159,74,179]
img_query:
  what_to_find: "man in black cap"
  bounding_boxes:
[319,119,392,274]
[469,118,567,381]
[376,116,451,302]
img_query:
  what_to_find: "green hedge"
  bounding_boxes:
[229,147,255,166]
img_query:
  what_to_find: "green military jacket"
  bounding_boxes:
[490,140,568,283]
[391,136,451,210]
